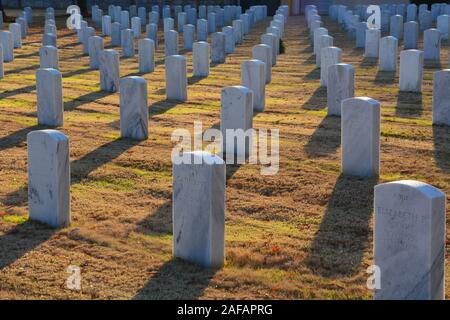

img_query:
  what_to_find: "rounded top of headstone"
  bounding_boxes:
[222,85,252,94]
[187,151,225,165]
[27,129,69,142]
[166,54,186,61]
[121,76,147,85]
[342,96,380,109]
[243,59,265,66]
[37,67,61,76]
[41,45,58,51]
[375,180,444,199]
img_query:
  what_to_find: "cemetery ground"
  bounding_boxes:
[0,12,449,300]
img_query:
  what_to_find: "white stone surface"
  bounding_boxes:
[146,23,158,49]
[432,69,450,125]
[82,27,94,54]
[121,28,135,57]
[404,21,419,49]
[39,45,59,69]
[9,23,21,48]
[197,19,208,41]
[316,35,333,67]
[178,12,187,32]
[211,32,226,63]
[89,36,104,69]
[327,63,355,116]
[252,44,272,84]
[43,33,57,48]
[221,86,253,159]
[341,97,380,177]
[100,49,120,92]
[355,22,367,48]
[0,46,3,78]
[436,14,450,39]
[119,76,148,140]
[166,55,187,101]
[164,17,174,34]
[138,38,155,73]
[102,15,112,36]
[165,30,178,56]
[208,12,216,34]
[424,29,441,61]
[261,33,277,67]
[111,22,121,46]
[193,41,209,77]
[241,59,265,112]
[36,68,63,127]
[222,26,235,54]
[365,29,380,58]
[399,49,423,92]
[232,20,243,44]
[374,180,445,300]
[390,14,404,39]
[27,130,70,228]
[183,24,195,51]
[120,10,130,29]
[320,46,342,87]
[379,36,398,71]
[172,151,225,268]
[313,27,328,55]
[131,16,141,38]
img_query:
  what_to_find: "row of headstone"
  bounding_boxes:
[311,5,447,300]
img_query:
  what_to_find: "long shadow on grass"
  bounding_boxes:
[373,70,396,84]
[303,67,321,80]
[395,91,423,118]
[306,174,378,277]
[433,125,450,172]
[0,124,49,152]
[0,84,36,99]
[0,220,56,270]
[149,99,184,117]
[304,115,341,157]
[133,258,218,299]
[302,86,327,110]
[359,56,377,67]
[65,90,115,111]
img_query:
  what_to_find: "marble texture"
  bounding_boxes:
[419,11,432,31]
[164,17,174,34]
[100,49,120,92]
[432,69,450,125]
[146,23,158,49]
[178,12,187,32]
[17,17,28,39]
[365,29,380,58]
[327,63,355,116]
[197,19,208,41]
[165,30,178,56]
[221,86,253,159]
[406,4,417,21]
[89,36,104,69]
[193,41,209,77]
[261,33,277,66]
[436,14,449,39]
[241,59,265,112]
[252,44,272,84]
[374,180,445,300]
[39,45,59,70]
[399,49,423,92]
[82,27,94,54]
[355,22,367,48]
[232,19,243,44]
[111,22,121,46]
[424,29,441,61]
[138,7,147,25]
[266,26,281,54]
[165,55,187,101]
[390,14,404,39]
[211,32,226,63]
[131,16,141,38]
[241,13,250,34]
[138,38,155,73]
[341,97,380,177]
[42,33,57,48]
[207,12,216,34]
[119,76,148,140]
[102,15,112,36]
[183,24,195,51]
[404,21,419,49]
[120,10,130,29]
[320,46,342,87]
[222,26,235,54]
[379,36,398,72]
[36,68,63,127]
[172,151,225,268]
[121,29,135,57]
[9,23,21,48]
[316,35,333,68]
[313,27,328,55]
[27,130,70,228]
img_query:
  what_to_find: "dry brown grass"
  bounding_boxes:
[0,13,449,300]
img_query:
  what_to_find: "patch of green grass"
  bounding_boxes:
[1,215,28,224]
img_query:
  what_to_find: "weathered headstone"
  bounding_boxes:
[222,26,235,54]
[120,10,130,29]
[341,97,380,177]
[208,12,216,34]
[197,19,208,41]
[355,21,368,48]
[183,24,195,51]
[364,28,380,58]
[131,16,142,38]
[43,33,57,47]
[404,21,419,49]
[390,14,404,39]
[436,14,450,39]
[27,130,70,228]
[423,28,441,61]
[320,46,342,87]
[252,44,272,84]
[313,27,328,55]
[146,23,158,49]
[211,32,226,63]
[379,36,398,71]
[39,45,59,69]
[111,22,121,46]
[119,76,148,140]
[261,33,277,66]
[102,15,112,36]
[374,180,445,300]
[9,23,21,49]
[121,28,135,57]
[432,69,450,125]
[316,35,333,67]
[232,19,243,44]
[241,59,265,112]
[36,68,63,127]
[138,38,155,73]
[327,63,355,116]
[172,151,225,268]
[165,30,179,56]
[399,49,423,92]
[100,49,120,92]
[165,55,187,101]
[193,41,210,77]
